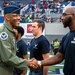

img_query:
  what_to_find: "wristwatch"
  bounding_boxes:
[38,61,42,67]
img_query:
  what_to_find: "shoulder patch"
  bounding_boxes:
[0,32,8,40]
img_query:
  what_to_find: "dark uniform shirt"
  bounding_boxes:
[14,39,28,75]
[16,39,27,58]
[29,35,50,75]
[59,31,75,75]
[29,35,50,60]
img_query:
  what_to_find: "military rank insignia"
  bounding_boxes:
[0,32,8,40]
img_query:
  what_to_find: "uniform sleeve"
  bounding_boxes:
[0,38,28,70]
[40,40,50,54]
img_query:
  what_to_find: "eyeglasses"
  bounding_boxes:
[62,13,73,17]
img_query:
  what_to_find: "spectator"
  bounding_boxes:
[53,39,60,55]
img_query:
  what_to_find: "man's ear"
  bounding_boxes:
[4,14,10,21]
[71,14,75,20]
[19,33,22,37]
[73,14,75,19]
[72,14,75,18]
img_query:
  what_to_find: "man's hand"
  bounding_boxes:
[27,58,39,69]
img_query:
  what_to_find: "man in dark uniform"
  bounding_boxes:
[37,6,75,75]
[0,4,38,75]
[13,26,28,75]
[29,19,50,75]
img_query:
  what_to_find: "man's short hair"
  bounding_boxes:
[14,26,24,36]
[33,19,45,32]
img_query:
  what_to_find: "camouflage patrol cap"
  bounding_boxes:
[4,4,21,14]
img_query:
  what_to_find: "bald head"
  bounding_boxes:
[63,6,75,14]
[61,6,75,30]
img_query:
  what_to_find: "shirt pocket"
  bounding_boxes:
[10,37,16,53]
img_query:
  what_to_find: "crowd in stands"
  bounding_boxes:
[19,0,69,23]
[0,0,74,23]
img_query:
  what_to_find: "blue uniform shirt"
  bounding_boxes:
[16,39,27,58]
[59,31,75,75]
[29,35,50,60]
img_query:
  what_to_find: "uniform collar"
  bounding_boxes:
[3,21,14,32]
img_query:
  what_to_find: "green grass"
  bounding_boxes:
[49,66,63,71]
[48,65,63,73]
[49,52,64,74]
